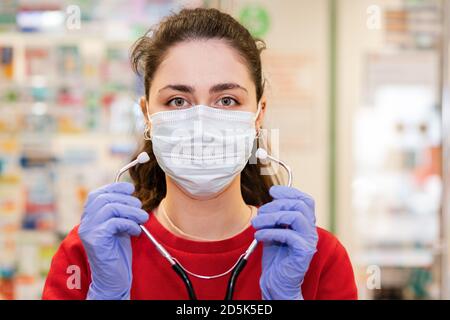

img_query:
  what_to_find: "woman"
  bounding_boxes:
[43,8,357,300]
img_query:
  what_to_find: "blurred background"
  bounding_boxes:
[0,0,449,300]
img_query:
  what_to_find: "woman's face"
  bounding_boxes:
[141,39,265,124]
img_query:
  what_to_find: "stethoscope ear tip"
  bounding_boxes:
[255,148,268,160]
[137,152,151,164]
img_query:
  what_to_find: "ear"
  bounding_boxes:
[139,96,150,124]
[255,96,267,129]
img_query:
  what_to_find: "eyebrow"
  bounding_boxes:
[158,84,194,94]
[209,83,248,94]
[158,83,248,94]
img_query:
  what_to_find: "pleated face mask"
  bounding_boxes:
[149,104,261,198]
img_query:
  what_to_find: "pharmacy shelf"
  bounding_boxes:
[355,248,435,268]
[355,214,439,245]
[0,31,134,45]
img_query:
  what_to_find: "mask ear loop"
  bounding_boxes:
[254,102,262,139]
[144,101,152,141]
[254,101,262,121]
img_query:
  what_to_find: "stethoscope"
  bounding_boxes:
[114,148,292,300]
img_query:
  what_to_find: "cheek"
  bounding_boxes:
[147,105,166,115]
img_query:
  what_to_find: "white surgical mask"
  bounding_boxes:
[149,104,261,198]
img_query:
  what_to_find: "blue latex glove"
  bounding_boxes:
[251,186,318,300]
[78,182,149,300]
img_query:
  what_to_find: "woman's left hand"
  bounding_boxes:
[251,186,318,300]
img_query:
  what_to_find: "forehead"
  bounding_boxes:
[151,39,254,89]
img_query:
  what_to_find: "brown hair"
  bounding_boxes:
[129,7,278,211]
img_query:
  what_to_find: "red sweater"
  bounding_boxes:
[42,213,357,300]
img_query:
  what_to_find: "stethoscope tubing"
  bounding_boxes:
[113,148,292,299]
[141,221,252,300]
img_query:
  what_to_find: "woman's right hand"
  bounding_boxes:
[78,182,149,300]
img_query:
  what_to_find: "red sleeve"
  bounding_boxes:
[42,226,91,300]
[315,235,358,299]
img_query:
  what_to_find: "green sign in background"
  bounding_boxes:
[238,5,270,38]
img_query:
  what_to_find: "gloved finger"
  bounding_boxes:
[251,211,314,233]
[85,182,135,208]
[254,228,316,254]
[83,193,142,220]
[92,203,149,226]
[101,217,142,237]
[258,199,315,224]
[270,186,313,201]
[269,186,314,207]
